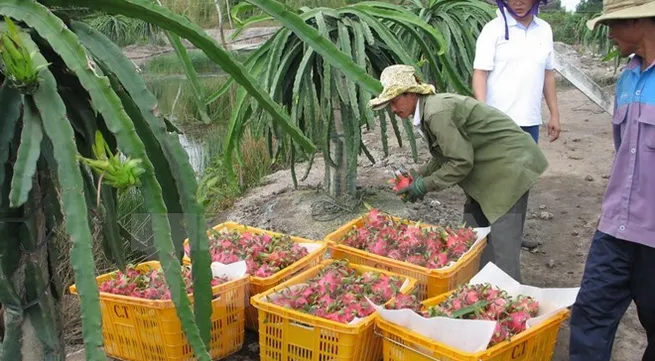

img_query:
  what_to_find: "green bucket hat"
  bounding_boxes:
[368,65,436,111]
[587,0,655,30]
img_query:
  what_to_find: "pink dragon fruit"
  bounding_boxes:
[340,209,477,270]
[387,282,540,348]
[387,249,404,260]
[186,228,310,278]
[255,264,280,278]
[268,260,407,324]
[405,254,427,266]
[490,323,511,345]
[98,264,229,300]
[385,294,422,312]
[486,296,510,319]
[509,295,540,317]
[503,310,531,334]
[371,239,389,256]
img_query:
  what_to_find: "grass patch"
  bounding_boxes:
[146,75,234,126]
[160,0,218,29]
[197,131,273,215]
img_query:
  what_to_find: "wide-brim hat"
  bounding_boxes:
[368,65,436,111]
[587,0,655,30]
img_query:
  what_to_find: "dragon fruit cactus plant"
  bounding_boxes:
[339,209,478,269]
[385,282,540,347]
[98,264,229,300]
[184,228,310,278]
[269,260,407,324]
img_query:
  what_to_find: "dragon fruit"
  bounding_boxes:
[339,209,477,270]
[490,323,511,345]
[387,282,540,347]
[384,293,422,313]
[508,295,540,317]
[503,310,532,334]
[184,228,310,278]
[268,260,407,324]
[98,264,229,300]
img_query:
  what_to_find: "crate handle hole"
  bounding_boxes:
[290,320,314,331]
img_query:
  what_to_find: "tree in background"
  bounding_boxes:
[576,0,602,14]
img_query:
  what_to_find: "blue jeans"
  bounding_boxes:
[521,125,539,143]
[569,230,655,361]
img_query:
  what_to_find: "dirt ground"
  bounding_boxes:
[122,26,279,66]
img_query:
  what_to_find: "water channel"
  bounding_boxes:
[146,74,234,177]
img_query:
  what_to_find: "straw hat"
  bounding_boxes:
[587,0,655,30]
[368,65,436,111]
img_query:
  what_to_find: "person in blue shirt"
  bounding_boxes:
[569,1,655,361]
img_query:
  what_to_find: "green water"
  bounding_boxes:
[145,75,234,174]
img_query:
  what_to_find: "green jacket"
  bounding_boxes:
[416,93,548,224]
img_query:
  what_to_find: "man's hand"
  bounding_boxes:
[396,176,427,203]
[548,115,561,142]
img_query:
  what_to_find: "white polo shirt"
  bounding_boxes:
[473,8,555,127]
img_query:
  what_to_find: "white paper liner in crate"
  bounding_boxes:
[261,276,412,326]
[298,242,324,254]
[437,227,490,270]
[370,262,580,353]
[209,260,248,281]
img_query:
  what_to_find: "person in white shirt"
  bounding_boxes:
[473,0,560,249]
[473,0,561,144]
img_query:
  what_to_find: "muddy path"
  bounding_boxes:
[212,86,645,361]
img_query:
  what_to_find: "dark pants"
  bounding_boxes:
[463,191,529,283]
[521,125,539,143]
[569,230,655,361]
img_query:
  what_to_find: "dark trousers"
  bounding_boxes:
[463,191,529,283]
[521,125,540,143]
[569,230,655,361]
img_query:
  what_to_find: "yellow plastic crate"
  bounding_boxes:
[375,290,570,361]
[251,259,418,361]
[69,261,247,361]
[324,211,488,300]
[182,222,328,331]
